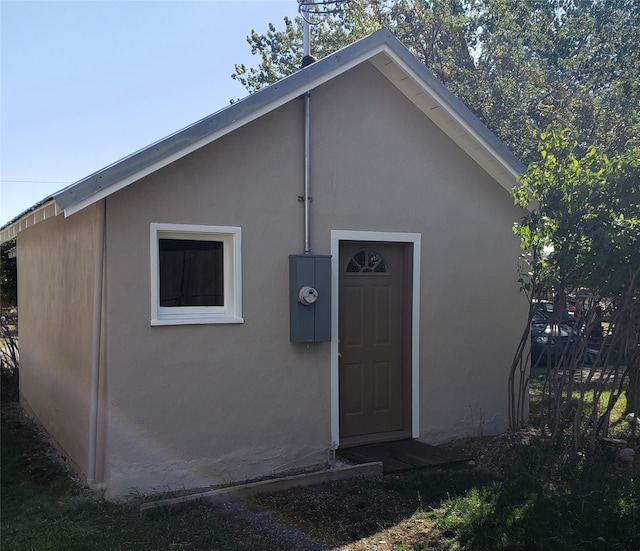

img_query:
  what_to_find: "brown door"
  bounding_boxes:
[339,242,412,444]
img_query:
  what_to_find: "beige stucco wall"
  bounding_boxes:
[17,203,101,478]
[310,63,528,443]
[101,60,527,497]
[104,98,329,498]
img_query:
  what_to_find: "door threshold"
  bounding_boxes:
[339,431,412,449]
[337,439,472,474]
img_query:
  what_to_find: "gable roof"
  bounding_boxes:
[1,28,525,242]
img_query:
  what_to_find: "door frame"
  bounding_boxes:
[330,230,421,449]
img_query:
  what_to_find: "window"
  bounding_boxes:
[345,249,388,274]
[151,224,242,325]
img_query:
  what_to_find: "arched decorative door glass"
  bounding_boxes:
[345,249,388,274]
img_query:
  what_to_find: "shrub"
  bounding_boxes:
[1,318,19,402]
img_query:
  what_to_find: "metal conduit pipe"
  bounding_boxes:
[304,91,311,254]
[88,200,106,489]
[302,8,312,254]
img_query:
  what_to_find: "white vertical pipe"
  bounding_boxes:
[304,92,311,254]
[88,200,105,488]
[302,3,312,254]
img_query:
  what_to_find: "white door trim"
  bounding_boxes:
[330,230,421,448]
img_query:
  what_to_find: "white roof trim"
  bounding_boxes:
[371,49,522,184]
[0,200,60,243]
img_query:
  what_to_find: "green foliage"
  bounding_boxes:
[231,0,478,101]
[391,437,640,550]
[231,0,639,163]
[514,128,640,296]
[231,3,394,94]
[232,17,302,93]
[426,472,640,550]
[1,319,19,402]
[0,239,17,308]
[472,0,640,159]
[512,127,640,436]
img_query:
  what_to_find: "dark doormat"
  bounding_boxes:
[337,439,472,474]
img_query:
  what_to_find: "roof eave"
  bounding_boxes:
[0,199,60,243]
[54,32,399,216]
[2,28,526,238]
[56,28,525,216]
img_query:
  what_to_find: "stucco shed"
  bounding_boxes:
[1,29,528,499]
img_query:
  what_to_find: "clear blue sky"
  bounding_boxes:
[1,0,300,226]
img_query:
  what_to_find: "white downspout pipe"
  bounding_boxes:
[87,200,106,489]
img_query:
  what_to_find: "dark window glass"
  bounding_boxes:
[159,239,224,307]
[346,249,388,273]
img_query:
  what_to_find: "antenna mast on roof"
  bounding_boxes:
[298,0,351,57]
[296,0,351,254]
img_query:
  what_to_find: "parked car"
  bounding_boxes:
[531,304,581,366]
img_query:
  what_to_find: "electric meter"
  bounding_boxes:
[297,286,319,305]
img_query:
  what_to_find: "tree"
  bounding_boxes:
[231,0,640,163]
[232,2,393,94]
[510,127,640,448]
[232,1,478,100]
[473,0,640,159]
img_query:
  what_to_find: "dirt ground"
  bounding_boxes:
[2,400,534,550]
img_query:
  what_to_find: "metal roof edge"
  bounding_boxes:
[4,27,526,234]
[52,29,400,213]
[0,199,60,243]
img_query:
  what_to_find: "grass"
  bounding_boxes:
[529,372,635,441]
[249,460,640,550]
[425,474,638,550]
[1,402,280,551]
[2,391,640,550]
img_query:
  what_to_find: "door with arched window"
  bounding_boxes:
[339,241,412,444]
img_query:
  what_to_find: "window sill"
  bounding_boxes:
[151,315,244,326]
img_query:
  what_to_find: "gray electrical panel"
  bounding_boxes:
[289,254,331,342]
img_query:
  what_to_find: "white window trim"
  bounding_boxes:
[150,223,243,326]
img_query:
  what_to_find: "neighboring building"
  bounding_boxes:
[0,29,528,499]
